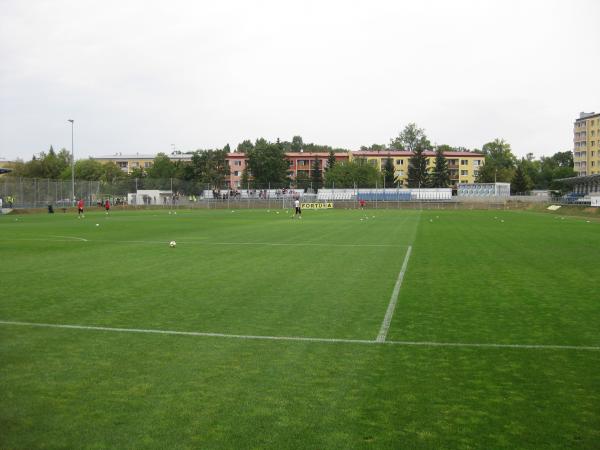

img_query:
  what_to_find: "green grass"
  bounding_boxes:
[1,208,599,449]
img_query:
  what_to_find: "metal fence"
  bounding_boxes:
[0,177,101,209]
[0,176,593,209]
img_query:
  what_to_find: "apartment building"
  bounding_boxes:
[573,111,600,176]
[349,151,484,187]
[95,149,483,188]
[94,153,192,174]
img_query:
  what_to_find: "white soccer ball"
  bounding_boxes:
[169,241,176,247]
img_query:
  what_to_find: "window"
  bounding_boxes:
[368,159,378,166]
[117,162,127,168]
[461,170,468,176]
[233,171,240,176]
[233,160,242,166]
[297,160,308,165]
[131,162,139,168]
[395,159,404,165]
[474,170,479,177]
[473,160,481,166]
[144,162,152,168]
[460,159,468,165]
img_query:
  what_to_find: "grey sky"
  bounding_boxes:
[1,0,598,161]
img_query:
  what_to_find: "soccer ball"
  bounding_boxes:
[169,241,176,247]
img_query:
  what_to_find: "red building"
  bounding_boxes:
[225,152,349,188]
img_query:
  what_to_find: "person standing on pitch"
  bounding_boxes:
[294,198,302,219]
[77,198,85,218]
[105,199,110,214]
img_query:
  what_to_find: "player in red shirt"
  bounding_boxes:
[77,199,84,218]
[105,199,110,214]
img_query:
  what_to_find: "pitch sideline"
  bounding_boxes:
[0,320,598,351]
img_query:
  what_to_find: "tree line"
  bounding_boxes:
[5,128,575,192]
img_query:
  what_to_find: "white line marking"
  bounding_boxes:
[50,235,88,242]
[385,340,600,351]
[376,245,413,342]
[0,321,372,344]
[0,320,597,351]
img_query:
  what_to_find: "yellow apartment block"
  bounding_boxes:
[350,151,484,187]
[94,153,192,174]
[573,112,600,176]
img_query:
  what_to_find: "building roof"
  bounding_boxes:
[575,112,600,122]
[285,152,343,157]
[94,150,484,161]
[556,174,600,184]
[94,153,192,160]
[352,150,483,157]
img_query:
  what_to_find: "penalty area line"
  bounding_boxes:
[0,320,598,351]
[376,245,412,342]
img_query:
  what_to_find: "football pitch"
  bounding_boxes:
[1,207,599,449]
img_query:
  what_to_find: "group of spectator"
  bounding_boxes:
[212,190,242,199]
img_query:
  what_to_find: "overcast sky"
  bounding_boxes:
[1,0,599,161]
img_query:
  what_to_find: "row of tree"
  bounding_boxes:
[5,127,576,192]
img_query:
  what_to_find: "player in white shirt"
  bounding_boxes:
[294,199,302,219]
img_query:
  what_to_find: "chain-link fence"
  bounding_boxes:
[0,176,592,210]
[0,178,100,209]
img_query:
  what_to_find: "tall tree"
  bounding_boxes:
[189,150,230,188]
[62,159,105,181]
[476,139,517,183]
[539,151,576,190]
[101,162,126,182]
[430,148,450,188]
[407,142,429,188]
[511,161,533,194]
[223,143,231,153]
[383,157,395,186]
[236,140,254,153]
[326,150,336,172]
[310,158,322,189]
[146,153,176,179]
[290,135,304,152]
[324,159,380,188]
[295,171,311,190]
[390,123,431,151]
[240,167,249,188]
[359,143,387,152]
[246,138,289,187]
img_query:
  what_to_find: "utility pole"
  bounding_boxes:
[68,119,75,206]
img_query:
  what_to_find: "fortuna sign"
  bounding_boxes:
[301,202,334,209]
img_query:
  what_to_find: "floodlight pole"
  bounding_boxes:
[68,119,75,206]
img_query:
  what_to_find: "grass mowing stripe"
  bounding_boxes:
[376,245,413,342]
[2,320,598,351]
[0,238,404,248]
